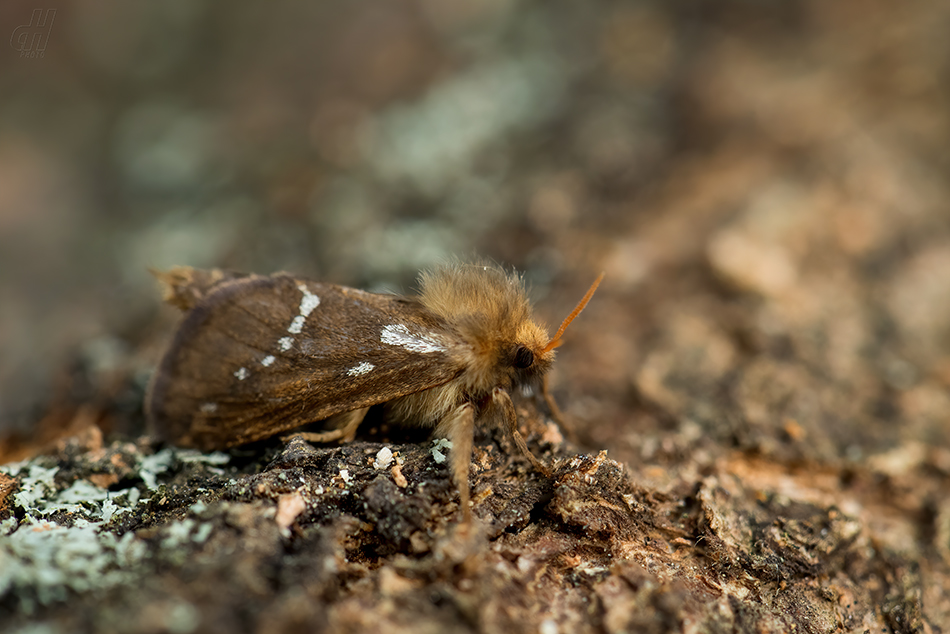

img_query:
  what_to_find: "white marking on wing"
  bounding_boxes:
[380,324,446,354]
[234,367,249,380]
[297,284,320,315]
[347,362,375,377]
[287,284,321,334]
[261,355,276,367]
[278,336,294,351]
[287,316,306,334]
[200,402,218,413]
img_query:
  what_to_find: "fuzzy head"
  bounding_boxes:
[417,263,554,395]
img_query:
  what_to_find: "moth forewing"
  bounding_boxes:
[147,272,465,450]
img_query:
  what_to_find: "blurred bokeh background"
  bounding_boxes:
[2,0,949,476]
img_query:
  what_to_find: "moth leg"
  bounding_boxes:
[435,403,475,523]
[286,406,369,444]
[493,387,552,478]
[541,375,579,445]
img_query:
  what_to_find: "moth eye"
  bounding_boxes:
[513,345,534,369]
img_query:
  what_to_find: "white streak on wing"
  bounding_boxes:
[200,402,218,413]
[287,284,321,334]
[261,355,276,367]
[297,284,321,316]
[380,324,446,354]
[234,367,249,380]
[347,362,375,377]
[278,336,294,351]
[287,316,306,334]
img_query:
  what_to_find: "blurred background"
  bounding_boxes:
[1,0,949,474]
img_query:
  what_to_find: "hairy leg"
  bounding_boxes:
[492,387,552,477]
[287,406,369,444]
[436,403,476,523]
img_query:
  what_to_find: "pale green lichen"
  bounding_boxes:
[177,450,230,466]
[138,447,176,490]
[162,518,197,549]
[0,446,232,610]
[155,516,214,546]
[0,519,145,612]
[430,438,453,464]
[4,464,137,524]
[192,522,213,544]
[164,601,201,634]
[138,447,229,489]
[10,464,59,510]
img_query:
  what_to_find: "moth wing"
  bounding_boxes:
[146,273,466,450]
[150,266,251,310]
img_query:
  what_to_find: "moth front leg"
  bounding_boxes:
[285,406,369,444]
[492,387,552,477]
[435,403,475,523]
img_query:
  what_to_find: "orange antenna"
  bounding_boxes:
[542,272,604,353]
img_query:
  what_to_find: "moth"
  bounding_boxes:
[146,263,601,522]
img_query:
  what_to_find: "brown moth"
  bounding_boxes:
[146,263,602,522]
